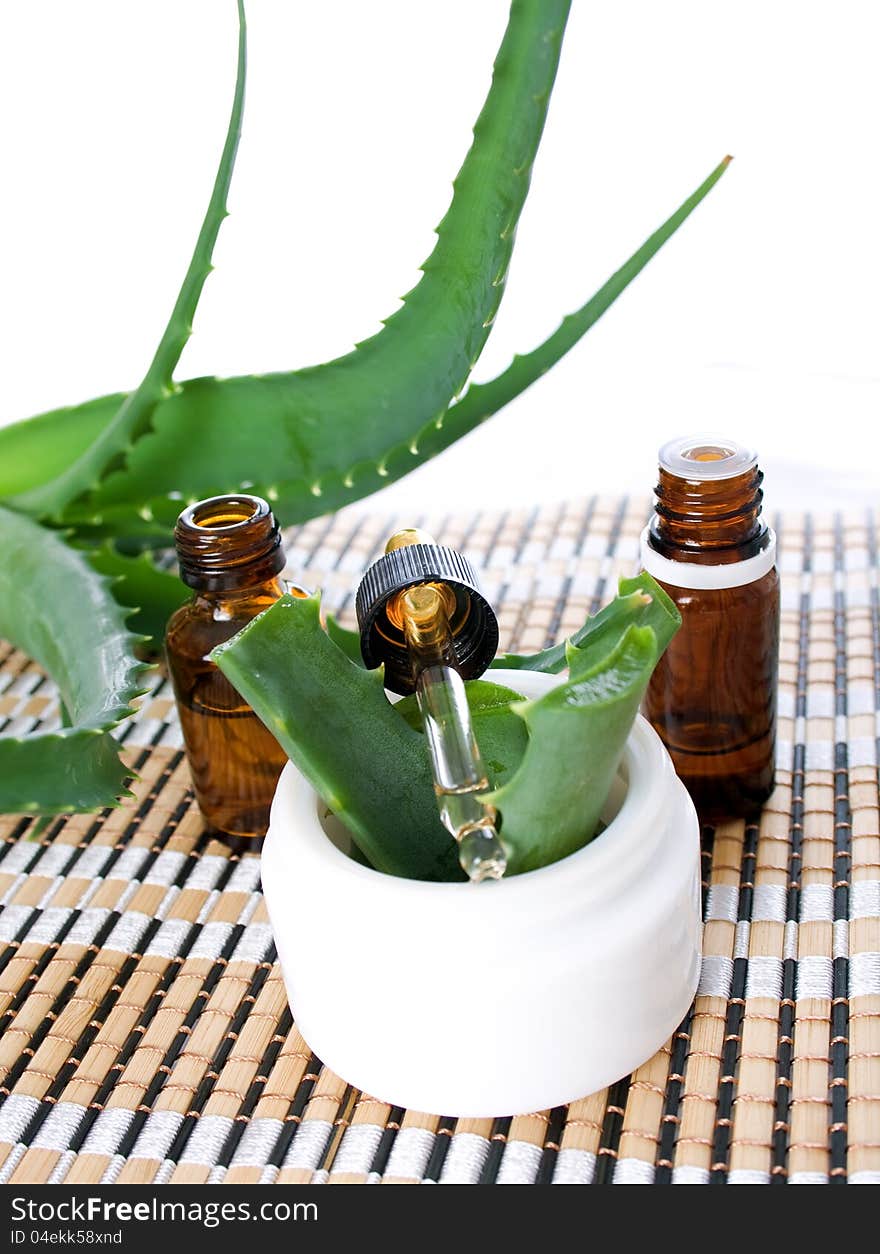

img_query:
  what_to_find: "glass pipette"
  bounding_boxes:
[356,529,506,883]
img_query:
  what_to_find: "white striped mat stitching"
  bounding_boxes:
[76,1106,136,1159]
[178,1115,234,1166]
[851,880,880,918]
[126,1110,184,1162]
[697,954,734,999]
[788,1171,829,1185]
[12,842,79,881]
[171,853,228,892]
[551,1147,596,1184]
[438,1130,491,1184]
[14,905,72,947]
[0,866,264,956]
[101,847,152,884]
[672,1165,711,1184]
[0,904,42,943]
[145,917,194,960]
[100,1153,127,1185]
[746,955,784,1000]
[0,818,265,972]
[153,1159,176,1185]
[229,1117,285,1171]
[0,1143,27,1185]
[612,1157,655,1184]
[0,873,32,908]
[142,850,188,887]
[31,1100,87,1152]
[0,1094,40,1145]
[796,955,834,1001]
[849,951,880,998]
[62,906,115,948]
[799,884,835,921]
[62,844,117,881]
[0,840,46,878]
[229,918,273,962]
[103,909,157,956]
[328,1122,384,1178]
[382,1126,436,1182]
[187,921,234,961]
[223,857,263,894]
[705,884,739,923]
[281,1119,332,1173]
[728,1168,771,1184]
[48,1150,76,1185]
[495,1138,543,1185]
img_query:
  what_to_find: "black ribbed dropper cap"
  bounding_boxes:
[355,532,499,695]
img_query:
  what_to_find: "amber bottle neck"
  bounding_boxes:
[174,494,285,594]
[649,466,768,562]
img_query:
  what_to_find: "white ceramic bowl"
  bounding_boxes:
[262,669,701,1117]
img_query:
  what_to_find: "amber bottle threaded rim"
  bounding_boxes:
[649,434,768,562]
[174,493,285,592]
[657,433,758,482]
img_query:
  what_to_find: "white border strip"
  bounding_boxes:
[639,526,776,591]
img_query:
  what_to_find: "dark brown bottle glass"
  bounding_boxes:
[642,436,780,821]
[165,494,306,846]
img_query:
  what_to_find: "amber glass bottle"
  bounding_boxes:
[641,436,780,821]
[165,494,306,845]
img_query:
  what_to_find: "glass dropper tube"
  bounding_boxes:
[386,537,507,883]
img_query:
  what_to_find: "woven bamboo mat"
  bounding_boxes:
[0,495,878,1185]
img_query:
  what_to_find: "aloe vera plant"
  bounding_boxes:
[0,507,149,812]
[212,573,679,880]
[0,0,730,814]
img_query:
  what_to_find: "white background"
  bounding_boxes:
[2,1,878,514]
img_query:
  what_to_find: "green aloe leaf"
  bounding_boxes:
[483,623,663,874]
[213,580,677,881]
[0,506,148,812]
[0,393,126,499]
[0,154,729,546]
[14,0,572,545]
[443,156,732,439]
[212,592,464,881]
[324,613,366,666]
[493,571,680,672]
[6,0,248,520]
[87,545,188,646]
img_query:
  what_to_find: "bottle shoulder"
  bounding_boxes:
[165,588,281,658]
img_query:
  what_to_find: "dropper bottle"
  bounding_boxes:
[165,493,308,846]
[641,435,780,820]
[356,530,505,882]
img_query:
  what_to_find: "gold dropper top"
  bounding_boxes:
[385,528,436,553]
[399,585,450,662]
[383,530,456,649]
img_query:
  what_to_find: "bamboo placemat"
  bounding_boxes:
[0,495,878,1185]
